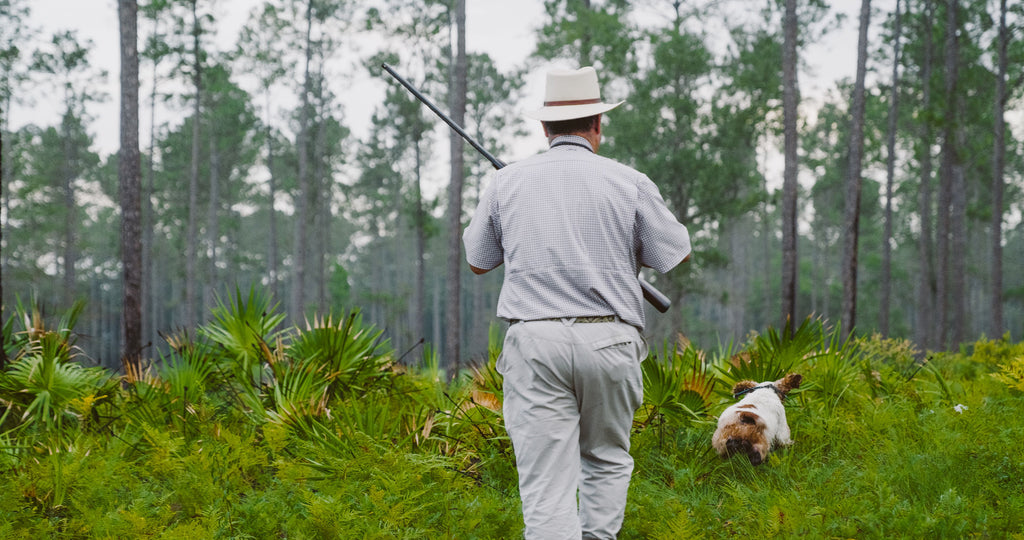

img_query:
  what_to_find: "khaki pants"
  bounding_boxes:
[497,318,646,540]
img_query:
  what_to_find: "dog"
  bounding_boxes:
[712,373,802,465]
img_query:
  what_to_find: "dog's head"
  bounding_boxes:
[719,410,770,465]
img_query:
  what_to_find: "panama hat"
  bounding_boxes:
[524,66,624,122]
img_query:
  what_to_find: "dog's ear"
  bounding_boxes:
[774,373,803,397]
[731,380,757,396]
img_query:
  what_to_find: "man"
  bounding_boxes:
[463,66,691,540]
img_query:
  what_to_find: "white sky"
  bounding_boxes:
[0,0,889,211]
[12,0,553,157]
[18,0,978,199]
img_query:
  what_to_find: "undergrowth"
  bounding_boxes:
[2,297,1023,539]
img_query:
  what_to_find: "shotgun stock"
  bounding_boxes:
[381,63,671,313]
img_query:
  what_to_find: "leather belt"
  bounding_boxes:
[509,315,616,325]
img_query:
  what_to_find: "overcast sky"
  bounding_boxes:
[13,0,551,155]
[11,0,881,163]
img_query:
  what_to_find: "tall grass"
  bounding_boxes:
[1,302,1022,538]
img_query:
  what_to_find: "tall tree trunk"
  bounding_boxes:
[61,112,78,306]
[314,89,328,313]
[936,0,959,347]
[881,0,903,338]
[434,275,443,353]
[840,0,871,340]
[291,0,313,322]
[265,91,280,303]
[760,165,773,321]
[185,0,201,329]
[1,86,9,368]
[118,0,142,372]
[413,136,426,344]
[143,13,159,355]
[780,0,799,332]
[915,0,936,350]
[444,0,467,373]
[206,134,219,312]
[990,0,1008,337]
[951,104,967,345]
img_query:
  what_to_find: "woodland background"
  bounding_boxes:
[1,0,1023,372]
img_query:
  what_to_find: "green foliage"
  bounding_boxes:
[801,322,862,411]
[199,286,287,387]
[288,310,390,399]
[0,300,113,449]
[3,298,1024,537]
[716,316,823,388]
[638,338,717,431]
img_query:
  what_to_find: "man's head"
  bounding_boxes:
[542,115,600,137]
[527,66,621,152]
[541,113,602,153]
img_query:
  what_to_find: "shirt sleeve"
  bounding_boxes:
[635,175,691,273]
[463,173,504,271]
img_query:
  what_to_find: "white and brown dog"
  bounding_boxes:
[712,374,802,466]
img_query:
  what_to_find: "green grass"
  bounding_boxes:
[2,301,1024,538]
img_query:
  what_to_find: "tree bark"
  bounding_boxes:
[951,104,967,345]
[143,12,159,357]
[291,0,314,322]
[444,0,467,374]
[265,92,280,303]
[936,0,959,347]
[314,87,328,313]
[915,0,936,351]
[185,0,201,329]
[206,133,220,313]
[780,0,799,333]
[118,0,143,372]
[840,0,871,340]
[990,0,1007,337]
[60,112,78,307]
[881,0,902,338]
[0,93,6,368]
[413,135,426,345]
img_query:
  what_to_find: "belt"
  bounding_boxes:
[509,315,617,325]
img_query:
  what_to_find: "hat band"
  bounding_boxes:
[543,98,601,107]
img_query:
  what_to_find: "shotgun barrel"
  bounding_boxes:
[381,63,671,313]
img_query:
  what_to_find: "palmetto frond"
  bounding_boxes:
[288,310,389,399]
[0,300,108,444]
[639,338,718,428]
[199,286,287,385]
[717,316,823,390]
[265,362,331,426]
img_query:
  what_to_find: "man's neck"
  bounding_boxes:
[549,133,599,154]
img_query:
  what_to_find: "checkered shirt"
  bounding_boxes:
[463,135,691,330]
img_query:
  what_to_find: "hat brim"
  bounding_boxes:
[524,100,624,122]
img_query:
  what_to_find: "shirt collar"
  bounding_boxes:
[549,135,594,153]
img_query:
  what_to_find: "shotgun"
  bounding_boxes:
[381,63,672,313]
